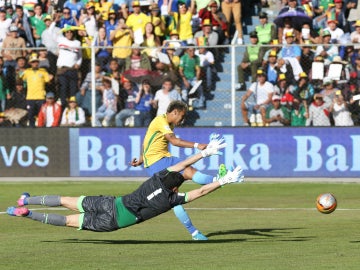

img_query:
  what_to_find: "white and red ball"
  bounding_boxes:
[316,193,337,214]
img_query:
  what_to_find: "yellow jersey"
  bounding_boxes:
[21,68,50,100]
[143,114,174,167]
[126,13,150,35]
[112,29,132,59]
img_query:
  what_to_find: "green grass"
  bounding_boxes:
[1,181,359,270]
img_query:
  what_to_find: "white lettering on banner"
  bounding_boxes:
[223,135,271,171]
[294,135,360,172]
[0,146,49,167]
[351,135,360,171]
[294,136,322,171]
[79,135,143,172]
[79,136,103,171]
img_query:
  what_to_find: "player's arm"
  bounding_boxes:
[165,133,207,150]
[168,136,227,172]
[131,145,144,167]
[186,166,245,202]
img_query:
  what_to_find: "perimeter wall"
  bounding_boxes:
[1,127,359,178]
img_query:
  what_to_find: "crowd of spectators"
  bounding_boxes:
[0,0,359,127]
[239,0,360,127]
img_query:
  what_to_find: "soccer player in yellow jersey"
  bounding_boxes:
[21,53,53,127]
[131,100,221,240]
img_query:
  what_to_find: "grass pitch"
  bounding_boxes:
[1,180,359,270]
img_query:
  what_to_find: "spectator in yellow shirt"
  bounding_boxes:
[20,53,53,127]
[168,0,195,44]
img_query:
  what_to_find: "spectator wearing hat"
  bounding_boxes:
[149,3,166,42]
[7,79,26,112]
[162,29,187,57]
[95,78,118,127]
[29,4,48,47]
[79,2,98,38]
[104,8,118,38]
[273,73,293,99]
[63,0,84,19]
[329,90,354,126]
[315,30,338,66]
[350,20,360,49]
[306,93,332,126]
[278,17,300,45]
[1,24,27,93]
[198,1,229,44]
[255,12,276,45]
[194,18,219,47]
[241,68,274,126]
[320,76,339,103]
[12,5,35,47]
[0,8,11,49]
[110,17,133,72]
[60,96,86,126]
[122,1,150,35]
[21,53,54,127]
[94,0,114,22]
[262,39,281,63]
[179,45,205,108]
[50,22,82,108]
[167,0,196,44]
[236,31,265,90]
[292,71,315,110]
[195,37,216,92]
[37,92,62,127]
[221,0,243,44]
[300,40,315,75]
[279,31,302,61]
[263,50,281,85]
[321,17,344,44]
[264,94,291,126]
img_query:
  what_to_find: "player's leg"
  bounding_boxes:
[7,207,68,227]
[146,157,208,240]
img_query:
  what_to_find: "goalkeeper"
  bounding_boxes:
[7,140,244,233]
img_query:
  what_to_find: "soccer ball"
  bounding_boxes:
[316,193,337,214]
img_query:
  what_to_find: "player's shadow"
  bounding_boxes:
[43,238,246,245]
[207,228,314,242]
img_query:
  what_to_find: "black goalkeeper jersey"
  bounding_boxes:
[122,169,187,223]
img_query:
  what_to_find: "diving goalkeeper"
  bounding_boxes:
[7,137,244,233]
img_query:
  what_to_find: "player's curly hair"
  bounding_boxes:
[161,171,185,190]
[167,100,188,113]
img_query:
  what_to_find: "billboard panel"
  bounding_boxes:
[72,127,360,178]
[0,129,70,177]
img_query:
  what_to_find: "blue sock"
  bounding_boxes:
[192,171,213,185]
[173,205,197,235]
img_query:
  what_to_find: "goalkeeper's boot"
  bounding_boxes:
[192,231,208,241]
[17,192,30,206]
[7,206,29,217]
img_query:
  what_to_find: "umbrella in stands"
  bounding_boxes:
[274,10,312,30]
[122,69,162,86]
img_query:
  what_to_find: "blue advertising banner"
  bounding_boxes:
[70,127,360,178]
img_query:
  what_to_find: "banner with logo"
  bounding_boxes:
[71,128,360,178]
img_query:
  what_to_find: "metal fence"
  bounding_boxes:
[1,43,359,127]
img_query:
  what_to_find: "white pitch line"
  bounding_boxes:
[1,207,360,215]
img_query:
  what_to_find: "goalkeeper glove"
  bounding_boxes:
[201,135,227,157]
[218,166,245,186]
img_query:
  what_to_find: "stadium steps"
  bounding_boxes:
[192,16,260,126]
